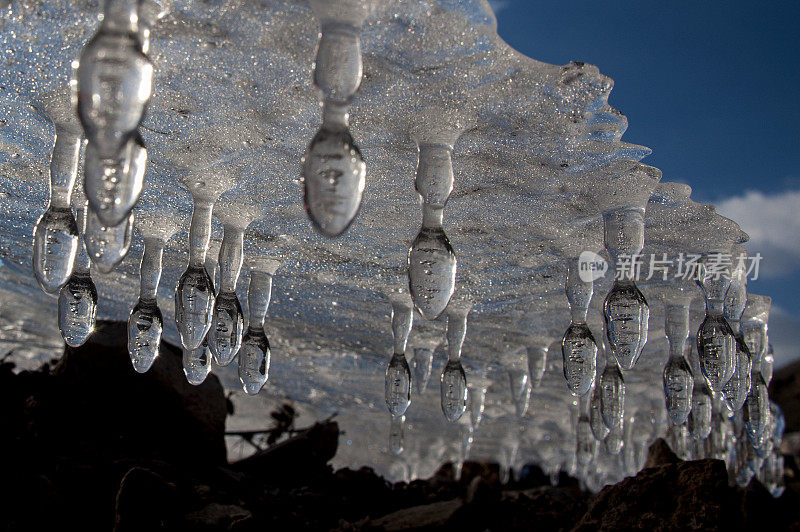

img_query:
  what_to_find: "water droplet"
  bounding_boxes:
[576,416,596,466]
[663,354,693,425]
[599,362,624,431]
[668,423,692,460]
[762,344,774,386]
[388,414,405,455]
[508,369,531,418]
[75,14,153,158]
[527,346,548,389]
[561,323,597,396]
[696,313,736,392]
[312,22,363,102]
[408,226,456,320]
[301,126,365,237]
[687,385,712,439]
[469,385,486,429]
[127,298,162,373]
[175,265,215,350]
[722,335,752,411]
[742,321,767,367]
[390,301,413,356]
[603,280,649,369]
[83,134,147,227]
[411,347,434,394]
[183,336,211,385]
[733,433,754,487]
[209,292,244,366]
[441,360,467,422]
[590,382,609,441]
[385,352,412,417]
[84,210,134,273]
[743,372,770,448]
[32,206,79,294]
[604,422,624,455]
[238,327,271,395]
[58,272,97,347]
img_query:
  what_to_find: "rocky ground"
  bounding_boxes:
[1,320,799,531]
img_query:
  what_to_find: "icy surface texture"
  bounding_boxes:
[0,0,772,491]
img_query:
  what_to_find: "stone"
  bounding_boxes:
[644,437,681,469]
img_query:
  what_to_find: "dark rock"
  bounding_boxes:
[0,320,228,531]
[573,458,737,530]
[368,499,463,531]
[113,467,180,532]
[644,437,681,469]
[184,503,251,530]
[448,485,588,532]
[52,320,228,465]
[230,420,339,485]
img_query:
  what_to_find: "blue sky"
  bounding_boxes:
[490,0,800,364]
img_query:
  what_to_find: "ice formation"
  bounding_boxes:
[0,0,783,491]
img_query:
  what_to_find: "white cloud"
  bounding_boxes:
[488,0,511,14]
[716,189,800,278]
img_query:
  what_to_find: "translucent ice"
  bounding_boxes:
[238,268,276,395]
[408,140,459,319]
[562,323,597,396]
[663,301,693,425]
[176,200,216,350]
[388,414,406,455]
[127,214,176,373]
[604,421,624,455]
[84,209,134,273]
[386,353,412,417]
[385,300,413,416]
[663,355,693,426]
[576,415,596,466]
[33,127,82,294]
[412,346,434,395]
[602,208,649,369]
[696,253,737,391]
[527,346,548,389]
[468,383,487,429]
[175,265,215,351]
[743,372,770,449]
[590,382,610,441]
[562,257,598,395]
[83,134,147,227]
[183,336,212,386]
[58,206,97,347]
[408,221,457,321]
[441,360,468,422]
[33,207,80,295]
[604,280,649,370]
[762,344,774,386]
[722,335,752,412]
[209,225,246,366]
[128,297,162,373]
[508,369,531,418]
[696,313,736,393]
[600,360,625,431]
[303,0,369,237]
[687,385,712,440]
[440,304,469,422]
[301,106,366,238]
[74,0,153,159]
[209,292,244,367]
